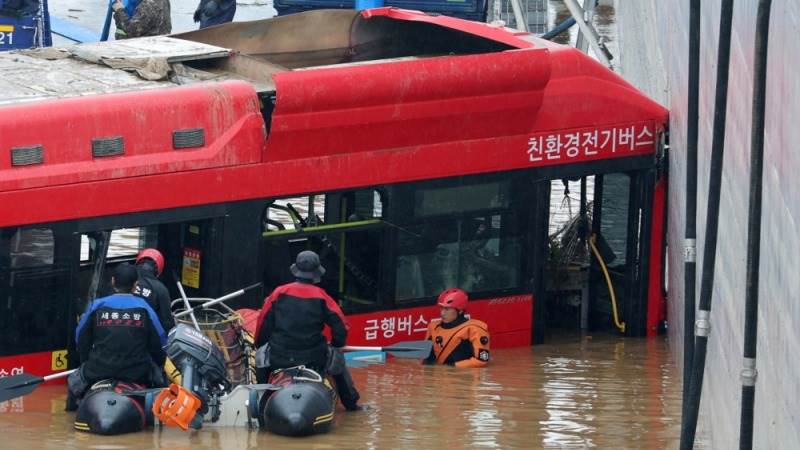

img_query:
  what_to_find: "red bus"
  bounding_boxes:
[0,9,668,379]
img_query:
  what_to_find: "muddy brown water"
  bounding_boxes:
[0,333,683,449]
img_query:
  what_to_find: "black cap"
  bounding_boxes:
[290,250,325,283]
[113,262,138,291]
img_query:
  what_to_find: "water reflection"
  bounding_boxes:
[1,333,683,449]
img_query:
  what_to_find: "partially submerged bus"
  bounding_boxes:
[0,8,668,378]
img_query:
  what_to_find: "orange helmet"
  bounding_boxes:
[437,288,468,312]
[136,248,164,276]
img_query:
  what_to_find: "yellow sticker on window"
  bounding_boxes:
[182,247,201,289]
[51,350,68,371]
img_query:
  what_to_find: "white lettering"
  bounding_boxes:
[381,317,396,338]
[635,126,655,146]
[564,132,580,158]
[545,134,562,160]
[527,136,543,162]
[618,125,635,150]
[397,315,412,335]
[412,315,429,333]
[364,319,379,341]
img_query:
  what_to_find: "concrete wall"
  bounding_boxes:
[615,0,800,447]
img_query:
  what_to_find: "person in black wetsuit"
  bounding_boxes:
[68,263,167,401]
[133,248,175,331]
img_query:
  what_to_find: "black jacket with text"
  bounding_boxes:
[75,294,167,384]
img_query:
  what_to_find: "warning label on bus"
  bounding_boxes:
[182,247,202,289]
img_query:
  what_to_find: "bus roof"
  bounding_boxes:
[0,9,667,227]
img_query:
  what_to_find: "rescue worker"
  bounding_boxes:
[111,0,171,40]
[193,0,236,29]
[254,250,361,411]
[134,248,175,331]
[423,288,490,367]
[68,263,167,401]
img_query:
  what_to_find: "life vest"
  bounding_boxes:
[425,317,490,368]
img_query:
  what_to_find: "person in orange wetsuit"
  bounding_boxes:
[423,288,490,368]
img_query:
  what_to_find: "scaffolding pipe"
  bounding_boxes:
[575,0,595,52]
[562,0,612,67]
[739,1,773,447]
[508,0,529,32]
[680,0,736,448]
[682,0,701,426]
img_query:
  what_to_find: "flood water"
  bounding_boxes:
[1,332,684,449]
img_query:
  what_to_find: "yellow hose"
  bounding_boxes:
[589,234,626,333]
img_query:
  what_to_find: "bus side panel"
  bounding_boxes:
[0,81,265,192]
[345,295,532,348]
[0,350,66,384]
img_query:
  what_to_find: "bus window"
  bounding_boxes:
[75,226,160,310]
[395,214,522,302]
[262,190,385,312]
[395,176,524,303]
[80,227,158,262]
[599,173,631,266]
[0,226,70,356]
[9,227,54,267]
[413,181,510,216]
[264,195,327,232]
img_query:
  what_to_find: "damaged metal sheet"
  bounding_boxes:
[70,36,231,81]
[70,36,231,65]
[0,36,255,106]
[0,51,175,106]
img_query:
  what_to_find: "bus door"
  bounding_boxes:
[68,212,232,320]
[540,167,657,338]
[587,170,656,336]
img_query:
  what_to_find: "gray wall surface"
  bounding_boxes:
[615,0,799,447]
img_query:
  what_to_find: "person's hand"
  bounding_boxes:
[111,0,124,12]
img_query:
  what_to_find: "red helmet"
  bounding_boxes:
[437,288,468,312]
[136,248,164,276]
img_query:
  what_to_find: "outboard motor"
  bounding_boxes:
[156,324,230,428]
